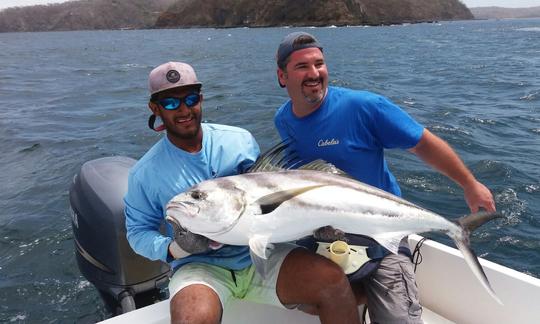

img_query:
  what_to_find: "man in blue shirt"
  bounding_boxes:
[125,61,362,323]
[274,32,496,323]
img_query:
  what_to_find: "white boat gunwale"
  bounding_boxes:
[98,234,540,324]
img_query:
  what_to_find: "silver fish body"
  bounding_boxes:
[166,169,502,304]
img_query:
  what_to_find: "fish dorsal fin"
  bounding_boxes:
[254,185,326,214]
[299,159,349,177]
[247,141,350,177]
[247,141,301,173]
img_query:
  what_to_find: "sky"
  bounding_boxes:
[1,0,540,10]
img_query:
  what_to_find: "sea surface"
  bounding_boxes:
[0,18,539,323]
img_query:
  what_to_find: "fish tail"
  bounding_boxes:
[456,211,504,234]
[452,211,504,305]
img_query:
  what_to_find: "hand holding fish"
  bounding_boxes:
[313,226,347,242]
[463,180,496,213]
[168,218,223,259]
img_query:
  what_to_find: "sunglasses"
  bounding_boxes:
[157,93,201,110]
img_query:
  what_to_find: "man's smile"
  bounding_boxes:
[303,78,322,88]
[175,115,194,124]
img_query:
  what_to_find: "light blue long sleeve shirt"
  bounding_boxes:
[124,123,260,271]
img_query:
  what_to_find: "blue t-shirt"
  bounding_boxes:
[124,123,260,271]
[274,86,424,196]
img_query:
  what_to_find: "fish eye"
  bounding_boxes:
[190,190,206,200]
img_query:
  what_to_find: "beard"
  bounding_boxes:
[163,112,202,141]
[303,91,324,104]
[301,77,326,105]
[302,78,326,105]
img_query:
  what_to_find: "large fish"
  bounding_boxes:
[166,143,503,304]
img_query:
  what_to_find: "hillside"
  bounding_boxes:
[0,0,473,33]
[0,0,176,32]
[471,6,540,19]
[156,0,473,28]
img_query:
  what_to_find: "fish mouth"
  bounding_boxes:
[165,200,238,236]
[165,214,183,233]
[167,201,200,218]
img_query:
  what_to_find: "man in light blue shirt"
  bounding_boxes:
[125,61,362,324]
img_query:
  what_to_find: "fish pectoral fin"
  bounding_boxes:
[253,185,326,214]
[249,235,274,278]
[372,234,406,255]
[249,235,272,259]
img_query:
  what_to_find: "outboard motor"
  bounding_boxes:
[69,156,170,315]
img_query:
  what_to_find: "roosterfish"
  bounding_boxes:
[166,142,503,304]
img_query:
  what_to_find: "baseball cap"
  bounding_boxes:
[276,32,323,69]
[148,61,202,96]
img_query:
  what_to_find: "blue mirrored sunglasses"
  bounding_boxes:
[157,93,201,110]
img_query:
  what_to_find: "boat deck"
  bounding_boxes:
[99,235,540,324]
[100,297,454,324]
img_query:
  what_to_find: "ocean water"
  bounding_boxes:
[0,18,539,323]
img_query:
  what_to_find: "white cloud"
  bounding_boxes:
[462,0,540,8]
[0,0,70,10]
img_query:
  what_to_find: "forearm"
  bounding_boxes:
[126,225,201,261]
[125,206,171,262]
[409,129,476,188]
[126,223,171,262]
[409,129,496,212]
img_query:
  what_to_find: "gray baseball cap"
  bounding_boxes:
[148,61,202,96]
[276,32,323,69]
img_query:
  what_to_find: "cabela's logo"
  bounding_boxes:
[166,70,181,83]
[318,138,340,147]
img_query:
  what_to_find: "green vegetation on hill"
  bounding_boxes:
[0,0,473,33]
[156,0,473,28]
[0,0,176,32]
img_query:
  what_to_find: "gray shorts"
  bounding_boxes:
[361,253,423,324]
[169,243,298,310]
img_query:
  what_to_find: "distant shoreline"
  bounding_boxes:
[0,0,473,33]
[470,6,540,20]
